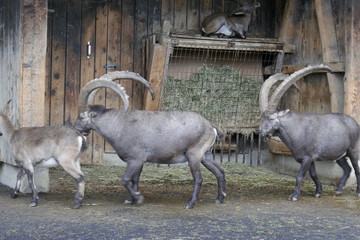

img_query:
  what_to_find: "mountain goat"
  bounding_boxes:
[74,71,226,209]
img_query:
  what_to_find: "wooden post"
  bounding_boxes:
[344,0,360,123]
[20,0,48,127]
[315,0,344,113]
[143,41,168,111]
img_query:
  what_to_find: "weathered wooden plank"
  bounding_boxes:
[21,0,48,127]
[49,0,67,125]
[133,0,148,110]
[187,0,200,31]
[65,1,81,124]
[344,0,360,123]
[104,0,122,153]
[200,0,213,24]
[79,1,97,165]
[174,0,187,31]
[315,0,344,113]
[143,42,168,111]
[92,1,108,165]
[120,0,135,105]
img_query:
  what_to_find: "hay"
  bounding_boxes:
[161,65,262,135]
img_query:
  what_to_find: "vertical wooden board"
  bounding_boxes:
[213,0,225,13]
[133,0,148,109]
[79,1,97,164]
[162,0,174,27]
[144,43,168,111]
[65,1,82,124]
[120,0,135,105]
[200,0,213,23]
[187,0,200,31]
[174,0,187,30]
[49,0,67,125]
[45,0,53,125]
[148,0,161,34]
[104,0,122,153]
[344,0,360,122]
[92,1,108,165]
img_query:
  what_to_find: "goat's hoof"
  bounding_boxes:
[10,191,18,199]
[184,202,195,209]
[135,195,144,205]
[288,195,298,201]
[29,201,38,207]
[73,200,82,209]
[335,190,343,196]
[314,193,321,198]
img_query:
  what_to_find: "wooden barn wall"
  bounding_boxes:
[279,0,346,114]
[46,0,162,164]
[0,1,22,164]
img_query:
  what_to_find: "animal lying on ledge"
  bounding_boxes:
[258,65,360,201]
[201,1,260,38]
[0,100,87,208]
[74,71,227,209]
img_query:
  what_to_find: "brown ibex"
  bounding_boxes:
[201,1,260,38]
[0,100,87,208]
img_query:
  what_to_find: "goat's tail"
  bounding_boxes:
[214,127,225,142]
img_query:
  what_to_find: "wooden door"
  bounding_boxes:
[46,0,161,165]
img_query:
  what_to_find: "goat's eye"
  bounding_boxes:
[89,112,97,118]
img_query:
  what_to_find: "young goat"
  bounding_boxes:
[0,101,87,208]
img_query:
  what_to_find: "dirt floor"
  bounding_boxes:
[0,163,359,240]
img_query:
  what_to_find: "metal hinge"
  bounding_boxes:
[104,64,118,70]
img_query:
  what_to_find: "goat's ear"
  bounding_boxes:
[2,100,14,119]
[278,109,290,118]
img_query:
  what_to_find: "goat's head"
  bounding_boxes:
[74,105,108,136]
[258,64,333,137]
[258,64,333,115]
[75,71,155,135]
[259,110,290,138]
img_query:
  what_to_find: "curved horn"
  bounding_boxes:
[267,64,333,112]
[78,80,129,113]
[87,71,155,107]
[259,73,288,113]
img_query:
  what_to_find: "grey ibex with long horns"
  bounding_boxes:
[74,71,226,209]
[258,65,360,201]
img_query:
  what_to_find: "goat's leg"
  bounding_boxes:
[346,150,360,196]
[59,159,85,209]
[289,157,312,201]
[11,167,26,198]
[308,162,322,198]
[122,161,145,204]
[24,165,39,207]
[124,165,143,204]
[335,157,352,195]
[201,150,226,204]
[185,155,203,209]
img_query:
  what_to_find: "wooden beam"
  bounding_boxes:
[315,0,344,113]
[21,0,48,127]
[344,0,360,123]
[143,42,168,111]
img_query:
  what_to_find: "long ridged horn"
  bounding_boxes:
[267,64,333,112]
[87,71,155,107]
[259,73,288,113]
[78,80,130,113]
